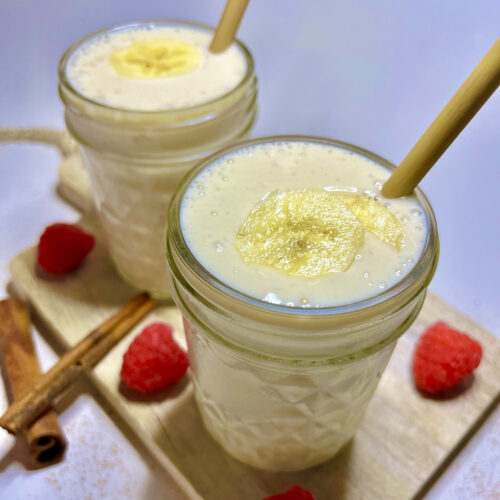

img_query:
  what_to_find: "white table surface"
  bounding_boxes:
[1,1,499,498]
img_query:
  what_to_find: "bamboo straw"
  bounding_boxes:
[210,0,250,53]
[382,37,500,198]
[0,293,156,435]
[0,298,66,465]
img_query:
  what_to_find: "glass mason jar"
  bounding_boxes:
[58,20,257,298]
[166,136,439,472]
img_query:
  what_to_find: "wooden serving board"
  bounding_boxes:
[8,217,500,500]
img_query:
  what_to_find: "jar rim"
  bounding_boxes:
[167,135,439,324]
[58,18,256,117]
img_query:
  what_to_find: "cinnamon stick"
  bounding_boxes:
[0,293,155,435]
[0,298,66,465]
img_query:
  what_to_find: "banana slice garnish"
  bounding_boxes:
[338,193,405,250]
[235,190,365,278]
[110,38,202,79]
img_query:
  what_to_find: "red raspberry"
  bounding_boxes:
[121,322,189,393]
[37,223,95,274]
[413,321,482,394]
[263,485,316,500]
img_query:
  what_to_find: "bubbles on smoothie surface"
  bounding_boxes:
[66,24,248,110]
[180,141,428,308]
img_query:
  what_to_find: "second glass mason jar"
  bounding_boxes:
[58,19,257,298]
[166,136,439,472]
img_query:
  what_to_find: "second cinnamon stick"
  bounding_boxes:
[0,293,155,435]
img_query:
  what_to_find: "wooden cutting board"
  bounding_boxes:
[8,216,500,500]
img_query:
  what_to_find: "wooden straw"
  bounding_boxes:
[0,298,66,465]
[0,293,156,435]
[382,37,500,198]
[210,0,250,53]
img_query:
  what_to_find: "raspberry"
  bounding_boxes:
[413,321,482,394]
[121,322,189,393]
[263,485,316,500]
[37,223,95,274]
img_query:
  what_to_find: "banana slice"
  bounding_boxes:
[235,190,364,278]
[338,193,405,250]
[110,38,202,79]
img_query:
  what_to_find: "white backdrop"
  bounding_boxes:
[0,1,499,498]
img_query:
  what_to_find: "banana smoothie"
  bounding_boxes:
[181,141,427,307]
[67,23,247,111]
[167,137,438,471]
[59,20,257,297]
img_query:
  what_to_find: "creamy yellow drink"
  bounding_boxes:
[59,20,257,297]
[181,141,427,306]
[166,136,438,471]
[67,24,247,111]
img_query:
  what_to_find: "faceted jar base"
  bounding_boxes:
[186,319,395,472]
[195,392,357,471]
